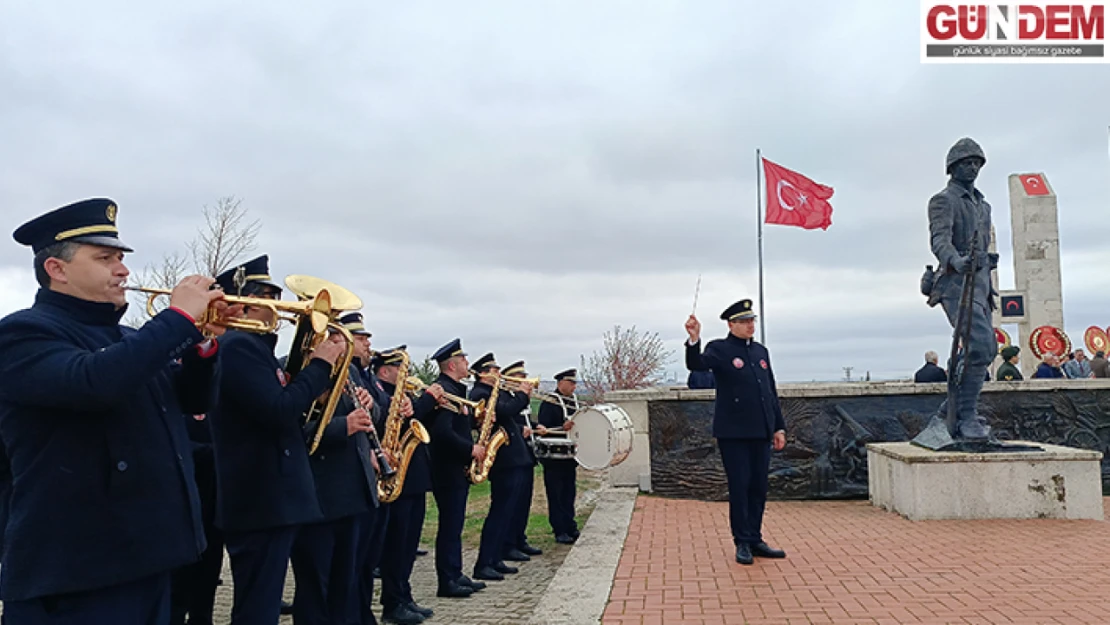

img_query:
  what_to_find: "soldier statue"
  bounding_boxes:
[914,137,1000,449]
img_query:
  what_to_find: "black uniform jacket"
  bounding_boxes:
[380,379,433,496]
[424,374,474,489]
[302,362,379,521]
[468,382,531,474]
[0,289,216,601]
[685,335,785,440]
[537,397,578,468]
[209,330,332,532]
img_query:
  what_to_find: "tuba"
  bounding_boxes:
[467,370,510,484]
[377,349,431,503]
[282,275,363,455]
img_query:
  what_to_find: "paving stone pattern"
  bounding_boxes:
[604,496,1110,625]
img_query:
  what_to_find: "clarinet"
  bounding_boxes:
[345,379,397,478]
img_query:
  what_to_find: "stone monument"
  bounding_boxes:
[992,173,1065,378]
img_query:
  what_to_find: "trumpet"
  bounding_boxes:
[404,377,485,416]
[126,285,332,336]
[497,374,540,392]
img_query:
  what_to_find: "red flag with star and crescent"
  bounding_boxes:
[762,158,834,230]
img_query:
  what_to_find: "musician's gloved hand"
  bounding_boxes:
[951,255,974,274]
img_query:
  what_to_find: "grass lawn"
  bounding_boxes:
[420,464,603,551]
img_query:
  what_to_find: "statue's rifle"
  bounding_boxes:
[945,227,980,437]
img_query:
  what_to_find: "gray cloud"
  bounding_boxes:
[1,0,1107,384]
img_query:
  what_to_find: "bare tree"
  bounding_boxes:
[579,325,674,399]
[124,195,259,327]
[188,196,261,277]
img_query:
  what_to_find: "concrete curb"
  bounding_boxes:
[528,487,638,624]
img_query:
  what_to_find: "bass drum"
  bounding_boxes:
[569,403,634,470]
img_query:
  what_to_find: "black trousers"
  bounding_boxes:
[506,465,534,552]
[224,525,298,625]
[542,460,577,536]
[2,572,170,625]
[379,494,426,612]
[290,516,360,625]
[171,449,223,625]
[355,506,387,625]
[475,467,526,571]
[717,438,771,545]
[430,480,469,587]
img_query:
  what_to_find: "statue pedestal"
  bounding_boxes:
[867,442,1104,520]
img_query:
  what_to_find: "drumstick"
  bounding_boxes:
[691,273,702,316]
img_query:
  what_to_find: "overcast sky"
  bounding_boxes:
[2,1,1107,383]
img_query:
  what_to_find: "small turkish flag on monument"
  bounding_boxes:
[762,158,834,230]
[1019,174,1050,196]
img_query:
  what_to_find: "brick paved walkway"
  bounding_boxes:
[604,497,1110,625]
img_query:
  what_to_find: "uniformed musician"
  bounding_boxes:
[499,360,543,562]
[425,339,488,598]
[207,255,347,624]
[684,299,788,565]
[374,346,436,625]
[0,198,228,624]
[467,354,534,581]
[291,316,380,625]
[535,369,581,544]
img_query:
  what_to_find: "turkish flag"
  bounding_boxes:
[1019,174,1050,196]
[762,158,834,230]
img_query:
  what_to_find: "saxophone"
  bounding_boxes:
[377,349,431,504]
[467,370,510,484]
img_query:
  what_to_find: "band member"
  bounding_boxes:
[0,198,227,624]
[685,299,788,565]
[536,369,581,544]
[426,339,487,598]
[499,360,543,561]
[170,408,224,625]
[291,319,380,625]
[332,312,393,625]
[208,255,347,624]
[467,354,534,581]
[374,346,437,625]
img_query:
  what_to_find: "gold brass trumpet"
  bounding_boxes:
[126,286,332,336]
[404,376,485,416]
[497,374,540,392]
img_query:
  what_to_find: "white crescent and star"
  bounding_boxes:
[776,180,808,211]
[1025,176,1040,187]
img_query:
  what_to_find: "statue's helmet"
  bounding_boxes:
[945,137,986,173]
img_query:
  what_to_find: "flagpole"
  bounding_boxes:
[756,148,765,344]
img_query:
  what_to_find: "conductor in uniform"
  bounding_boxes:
[0,198,228,624]
[685,299,788,565]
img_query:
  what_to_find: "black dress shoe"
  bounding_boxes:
[279,600,294,615]
[473,566,505,581]
[503,548,531,562]
[436,581,473,598]
[735,543,753,565]
[382,604,425,624]
[416,548,428,556]
[492,561,518,574]
[407,601,434,618]
[555,533,575,544]
[751,542,787,558]
[570,529,581,539]
[519,543,543,556]
[457,575,486,591]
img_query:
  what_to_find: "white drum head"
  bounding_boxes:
[570,404,634,470]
